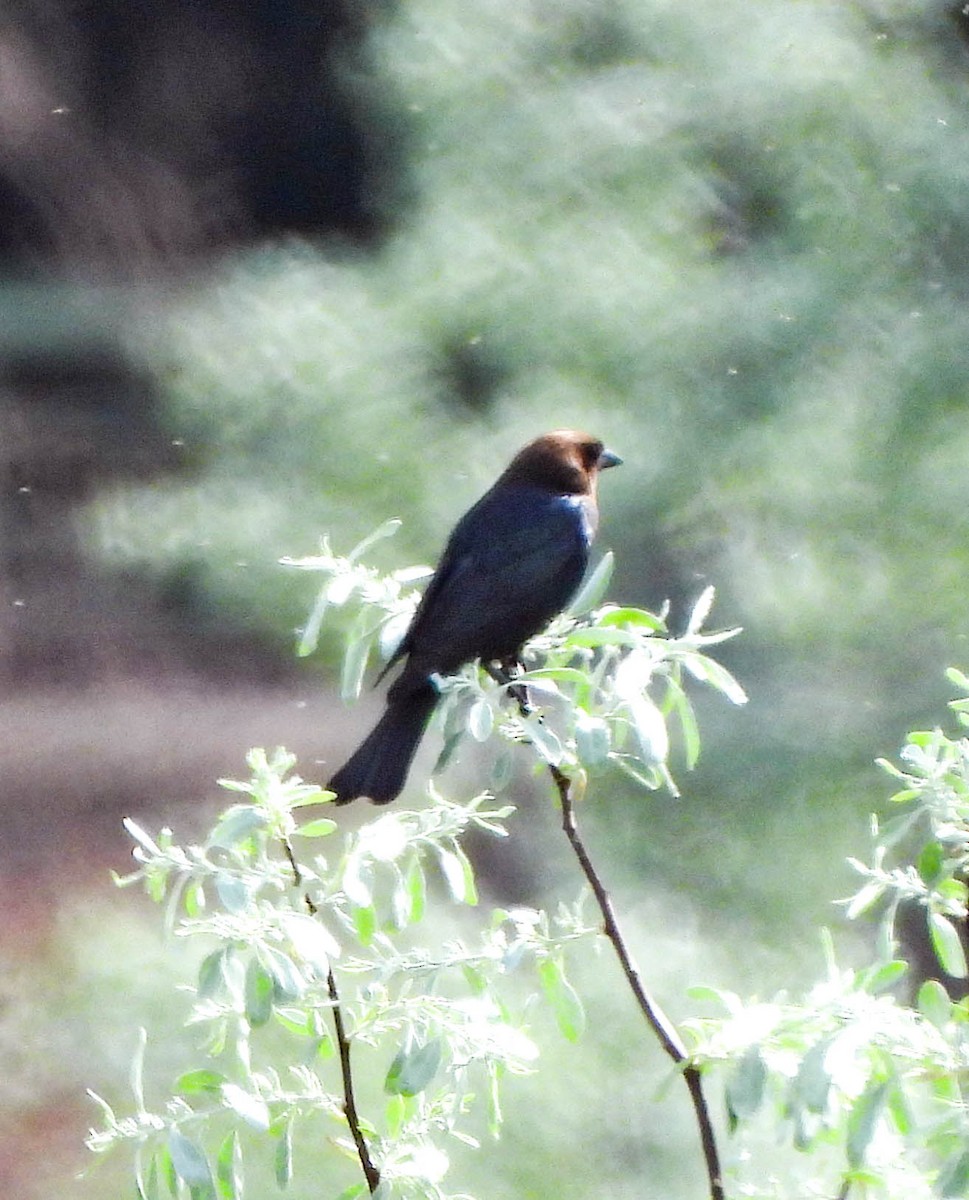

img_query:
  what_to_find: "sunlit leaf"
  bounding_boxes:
[575,710,610,767]
[222,1083,270,1132]
[538,957,586,1043]
[595,605,665,631]
[342,853,373,907]
[918,979,953,1028]
[384,1037,443,1097]
[437,845,471,903]
[938,1149,969,1198]
[846,1080,888,1169]
[725,1043,766,1130]
[169,1130,212,1188]
[215,873,252,915]
[262,946,307,1001]
[274,1119,293,1188]
[685,585,715,635]
[347,518,402,563]
[682,653,748,705]
[280,911,340,975]
[215,1131,242,1200]
[245,958,274,1026]
[352,903,377,946]
[176,1070,227,1097]
[929,911,967,979]
[468,697,494,742]
[296,584,329,657]
[917,839,944,886]
[296,817,338,838]
[406,856,426,924]
[209,806,267,850]
[524,716,563,766]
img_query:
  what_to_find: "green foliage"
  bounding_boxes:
[86,544,969,1200]
[685,678,969,1199]
[86,542,744,1199]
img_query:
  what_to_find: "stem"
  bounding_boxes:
[549,765,724,1200]
[328,967,382,1195]
[283,835,381,1193]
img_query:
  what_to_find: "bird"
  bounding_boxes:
[327,429,622,805]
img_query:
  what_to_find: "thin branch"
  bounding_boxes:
[283,835,381,1194]
[328,966,382,1195]
[549,765,724,1200]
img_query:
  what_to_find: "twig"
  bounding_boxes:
[549,764,724,1200]
[283,835,381,1194]
[328,966,382,1194]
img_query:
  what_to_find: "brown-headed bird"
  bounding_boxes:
[328,429,621,805]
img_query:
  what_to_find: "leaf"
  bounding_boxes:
[168,1129,212,1189]
[917,978,952,1028]
[342,853,373,907]
[176,1070,228,1097]
[274,1118,293,1188]
[664,675,700,769]
[468,697,494,742]
[347,518,402,562]
[938,1149,969,1198]
[575,710,610,767]
[221,1083,270,1132]
[361,813,408,862]
[568,550,614,614]
[340,614,376,701]
[216,1131,242,1200]
[352,904,377,946]
[845,880,885,921]
[296,583,330,657]
[789,1038,832,1116]
[525,716,563,766]
[858,959,907,995]
[405,855,426,924]
[296,818,338,838]
[262,946,307,1001]
[682,653,748,706]
[384,1037,443,1096]
[123,818,162,856]
[208,806,267,850]
[280,912,340,976]
[538,957,586,1043]
[245,958,275,1026]
[917,839,944,886]
[685,585,716,635]
[378,609,412,662]
[846,1079,888,1169]
[626,695,669,767]
[436,844,470,902]
[725,1043,767,1129]
[596,606,665,631]
[929,911,968,979]
[215,873,252,915]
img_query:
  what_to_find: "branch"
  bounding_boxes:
[328,966,382,1195]
[283,835,381,1194]
[549,765,724,1200]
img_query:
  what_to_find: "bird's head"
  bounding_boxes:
[500,429,622,496]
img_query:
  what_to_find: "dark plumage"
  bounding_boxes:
[328,429,621,804]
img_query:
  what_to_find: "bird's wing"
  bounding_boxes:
[399,485,591,677]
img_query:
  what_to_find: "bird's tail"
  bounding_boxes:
[328,684,438,805]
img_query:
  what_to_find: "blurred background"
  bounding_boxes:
[3,0,969,1196]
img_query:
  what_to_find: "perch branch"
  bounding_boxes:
[549,764,724,1200]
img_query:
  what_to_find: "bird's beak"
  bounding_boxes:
[597,448,622,470]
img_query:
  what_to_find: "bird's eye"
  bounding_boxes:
[582,440,604,467]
